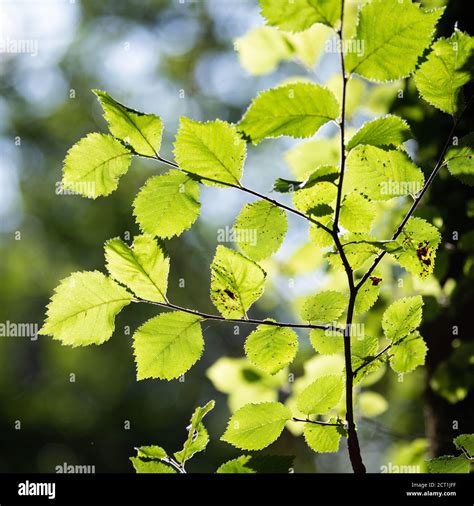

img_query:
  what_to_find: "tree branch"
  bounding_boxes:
[134,298,344,333]
[292,417,346,427]
[153,155,334,236]
[333,0,366,474]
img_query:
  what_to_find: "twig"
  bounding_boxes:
[292,417,346,427]
[134,298,344,333]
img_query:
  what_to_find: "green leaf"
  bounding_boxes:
[347,115,412,151]
[62,133,132,198]
[245,325,298,375]
[133,169,200,239]
[221,402,291,450]
[174,400,215,464]
[309,220,334,248]
[104,235,169,303]
[285,137,340,179]
[390,331,427,373]
[351,335,379,372]
[216,455,293,474]
[174,118,246,186]
[345,145,424,200]
[346,0,444,82]
[414,30,474,115]
[340,193,376,233]
[132,312,204,380]
[130,458,176,474]
[300,291,347,324]
[235,25,331,75]
[446,133,474,187]
[233,201,288,261]
[354,279,381,315]
[427,455,471,474]
[260,0,341,31]
[136,446,167,460]
[296,374,344,415]
[94,89,163,157]
[39,271,132,346]
[390,217,441,278]
[239,83,339,145]
[303,421,345,453]
[292,170,338,213]
[382,295,424,342]
[210,246,266,319]
[309,328,344,355]
[454,434,474,458]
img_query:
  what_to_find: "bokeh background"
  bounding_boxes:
[0,0,472,473]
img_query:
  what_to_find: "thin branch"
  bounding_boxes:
[292,417,345,427]
[355,95,473,293]
[154,155,334,236]
[134,298,344,333]
[352,342,392,377]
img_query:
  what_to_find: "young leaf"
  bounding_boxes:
[133,170,200,239]
[130,458,176,474]
[136,446,168,460]
[310,328,344,355]
[427,455,471,474]
[382,295,423,342]
[62,133,132,198]
[260,0,341,31]
[221,402,291,450]
[303,421,345,453]
[309,220,334,248]
[347,115,412,151]
[94,89,163,157]
[358,392,388,417]
[292,173,338,214]
[346,0,444,82]
[245,325,298,375]
[414,30,474,116]
[454,434,474,458]
[216,455,294,474]
[39,271,132,346]
[339,193,376,233]
[234,201,288,261]
[300,291,347,324]
[445,133,474,187]
[104,235,169,303]
[132,312,204,380]
[273,166,339,194]
[296,374,344,415]
[174,400,215,464]
[174,118,246,187]
[390,217,441,278]
[210,246,266,319]
[354,278,381,315]
[390,331,427,373]
[345,145,424,200]
[239,83,339,145]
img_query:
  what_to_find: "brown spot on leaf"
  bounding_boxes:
[370,276,382,286]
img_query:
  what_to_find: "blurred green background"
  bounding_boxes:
[0,0,472,473]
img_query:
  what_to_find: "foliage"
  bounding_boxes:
[40,0,474,474]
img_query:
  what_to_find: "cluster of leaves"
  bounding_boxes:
[40,0,473,473]
[427,434,474,473]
